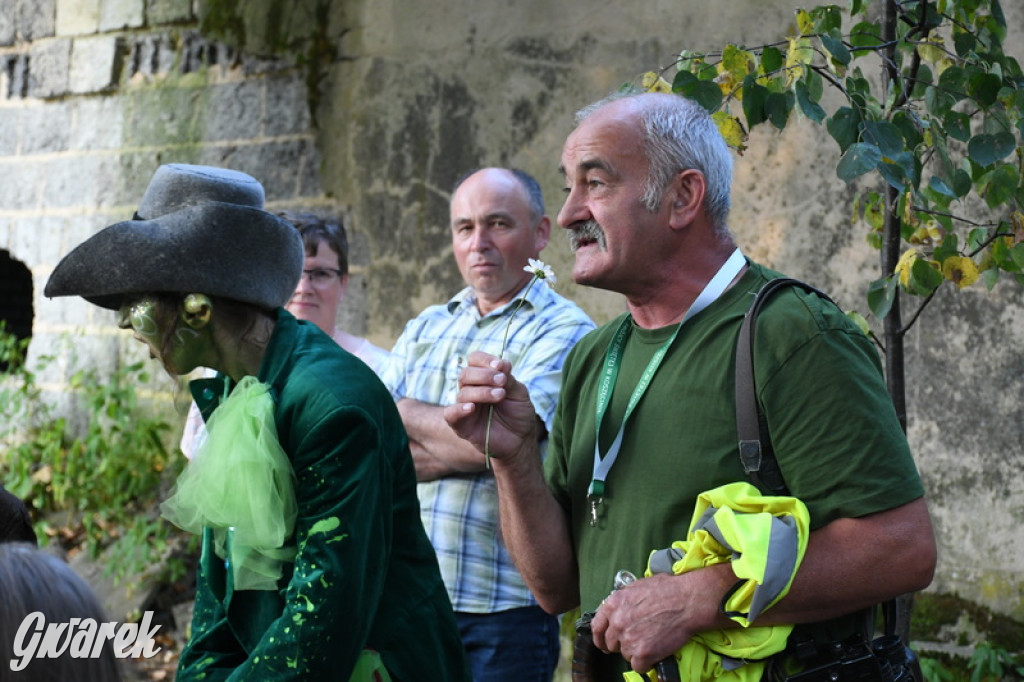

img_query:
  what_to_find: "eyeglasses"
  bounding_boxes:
[300,268,343,289]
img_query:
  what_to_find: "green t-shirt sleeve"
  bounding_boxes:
[756,290,924,528]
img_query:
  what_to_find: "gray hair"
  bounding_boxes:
[575,91,733,235]
[0,543,122,681]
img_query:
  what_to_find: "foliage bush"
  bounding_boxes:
[0,324,190,586]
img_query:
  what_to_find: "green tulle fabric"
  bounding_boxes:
[161,376,297,591]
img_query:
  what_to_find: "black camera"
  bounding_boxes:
[767,634,922,682]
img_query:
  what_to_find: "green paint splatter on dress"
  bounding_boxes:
[305,517,349,544]
[309,517,340,534]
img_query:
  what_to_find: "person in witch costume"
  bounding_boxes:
[44,164,471,682]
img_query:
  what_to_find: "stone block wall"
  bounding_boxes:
[0,0,339,400]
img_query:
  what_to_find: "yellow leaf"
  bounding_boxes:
[942,256,979,289]
[894,249,919,287]
[722,44,755,82]
[677,50,703,74]
[923,222,943,242]
[712,111,747,153]
[933,57,954,76]
[1011,211,1024,244]
[641,71,673,93]
[916,36,947,65]
[796,9,814,36]
[908,227,936,244]
[785,37,815,86]
[715,65,740,97]
[864,197,885,231]
[903,192,920,228]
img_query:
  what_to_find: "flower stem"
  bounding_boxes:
[484,275,538,469]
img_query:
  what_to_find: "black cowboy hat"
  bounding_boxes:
[44,164,304,311]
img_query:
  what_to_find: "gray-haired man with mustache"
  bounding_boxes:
[445,93,935,680]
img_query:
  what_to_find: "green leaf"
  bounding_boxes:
[892,111,923,149]
[983,267,1001,290]
[867,277,896,319]
[938,66,968,100]
[766,91,793,130]
[805,68,824,101]
[862,121,904,157]
[910,257,943,294]
[821,33,852,66]
[942,110,971,142]
[673,70,698,91]
[846,310,871,336]
[845,73,872,102]
[954,31,977,58]
[742,76,769,127]
[926,85,955,118]
[928,175,957,198]
[911,64,933,99]
[992,234,1011,268]
[991,0,1007,30]
[878,158,909,190]
[811,6,842,33]
[933,234,959,264]
[1012,242,1024,271]
[827,107,861,153]
[849,21,881,56]
[795,80,826,122]
[967,132,1016,166]
[892,152,919,189]
[837,142,882,181]
[673,72,724,112]
[983,110,1011,136]
[966,228,987,252]
[899,0,940,31]
[952,168,972,198]
[968,72,1002,107]
[984,164,1019,208]
[761,46,783,74]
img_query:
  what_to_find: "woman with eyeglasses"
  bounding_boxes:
[282,211,390,374]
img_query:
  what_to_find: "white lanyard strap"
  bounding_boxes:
[587,248,746,522]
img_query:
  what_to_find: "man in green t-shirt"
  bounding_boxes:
[444,92,936,679]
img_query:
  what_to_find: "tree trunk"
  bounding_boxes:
[881,0,913,645]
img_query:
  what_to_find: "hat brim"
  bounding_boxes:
[45,203,304,311]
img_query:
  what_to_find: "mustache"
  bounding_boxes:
[567,220,607,252]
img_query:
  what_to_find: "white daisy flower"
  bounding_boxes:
[524,258,556,285]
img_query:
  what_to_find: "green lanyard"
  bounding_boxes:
[587,248,745,526]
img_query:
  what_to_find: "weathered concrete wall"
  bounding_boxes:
[1,0,1022,622]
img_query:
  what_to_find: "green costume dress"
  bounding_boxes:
[544,261,925,648]
[174,309,470,681]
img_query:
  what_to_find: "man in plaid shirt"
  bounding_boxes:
[381,167,595,681]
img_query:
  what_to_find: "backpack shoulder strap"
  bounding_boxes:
[736,280,913,647]
[735,277,834,496]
